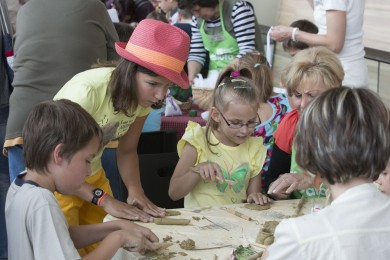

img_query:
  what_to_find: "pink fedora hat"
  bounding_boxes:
[115,19,190,89]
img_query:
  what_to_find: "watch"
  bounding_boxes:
[91,188,106,205]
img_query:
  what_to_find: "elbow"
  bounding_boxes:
[327,42,344,54]
[168,187,181,201]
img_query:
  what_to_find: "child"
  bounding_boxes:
[262,87,390,259]
[54,19,189,253]
[265,47,344,200]
[376,161,390,194]
[168,75,271,208]
[232,52,291,191]
[282,19,318,57]
[5,99,159,259]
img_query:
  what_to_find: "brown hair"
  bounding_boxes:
[282,19,318,53]
[295,87,390,185]
[237,52,274,102]
[23,99,103,174]
[108,59,159,116]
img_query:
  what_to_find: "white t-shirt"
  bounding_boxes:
[313,0,368,88]
[5,173,81,260]
[267,183,390,260]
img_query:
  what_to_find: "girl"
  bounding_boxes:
[54,19,190,253]
[225,52,291,191]
[169,75,271,208]
[265,47,344,200]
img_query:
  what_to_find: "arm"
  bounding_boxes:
[270,10,346,53]
[69,220,158,249]
[169,143,224,200]
[246,175,272,205]
[168,144,201,200]
[231,2,256,56]
[187,16,206,83]
[117,116,165,217]
[263,144,291,192]
[187,60,203,85]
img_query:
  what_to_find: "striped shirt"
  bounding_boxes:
[188,1,256,65]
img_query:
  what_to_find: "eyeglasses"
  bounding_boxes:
[219,111,261,129]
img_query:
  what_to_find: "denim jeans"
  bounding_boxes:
[0,106,10,258]
[101,148,125,202]
[7,145,25,183]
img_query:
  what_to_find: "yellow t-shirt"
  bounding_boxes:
[178,121,266,208]
[54,67,151,175]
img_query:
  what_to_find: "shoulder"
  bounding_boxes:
[276,110,299,132]
[178,121,207,154]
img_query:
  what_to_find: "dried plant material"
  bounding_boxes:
[179,239,196,250]
[154,218,191,225]
[163,235,173,242]
[154,242,174,251]
[165,210,181,216]
[247,251,263,260]
[192,216,201,221]
[233,245,257,260]
[244,203,271,211]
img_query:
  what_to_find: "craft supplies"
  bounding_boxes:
[154,218,190,225]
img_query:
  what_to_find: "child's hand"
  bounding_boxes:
[192,162,224,184]
[121,227,159,255]
[247,192,272,205]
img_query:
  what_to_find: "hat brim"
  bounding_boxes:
[115,42,189,89]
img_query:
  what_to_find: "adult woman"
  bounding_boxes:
[265,47,344,200]
[270,0,367,88]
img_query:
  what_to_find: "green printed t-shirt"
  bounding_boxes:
[178,121,266,208]
[290,147,327,199]
[54,67,151,175]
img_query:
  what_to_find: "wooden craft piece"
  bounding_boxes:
[154,218,191,225]
[165,210,181,216]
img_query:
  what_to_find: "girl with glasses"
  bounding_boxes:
[169,75,271,208]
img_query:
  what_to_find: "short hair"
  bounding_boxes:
[284,46,344,96]
[295,87,390,185]
[114,22,135,42]
[179,0,218,9]
[23,99,103,174]
[282,19,318,52]
[178,8,192,20]
[237,52,273,102]
[146,10,169,23]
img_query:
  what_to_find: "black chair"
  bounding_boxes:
[121,130,184,209]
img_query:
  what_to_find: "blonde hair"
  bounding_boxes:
[205,76,259,153]
[284,47,344,96]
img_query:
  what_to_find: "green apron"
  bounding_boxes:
[290,147,327,199]
[199,0,239,70]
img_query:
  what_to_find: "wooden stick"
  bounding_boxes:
[225,208,252,221]
[154,218,191,225]
[295,196,307,216]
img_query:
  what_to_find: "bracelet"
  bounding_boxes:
[97,192,107,206]
[292,27,299,42]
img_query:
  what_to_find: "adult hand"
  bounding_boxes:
[269,25,294,42]
[100,194,154,222]
[247,192,272,205]
[127,189,166,218]
[267,173,314,200]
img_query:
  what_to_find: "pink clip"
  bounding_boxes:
[230,71,240,77]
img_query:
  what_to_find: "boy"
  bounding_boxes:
[5,99,159,259]
[262,87,390,259]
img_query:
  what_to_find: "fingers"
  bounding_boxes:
[128,195,166,218]
[247,193,272,205]
[198,163,223,183]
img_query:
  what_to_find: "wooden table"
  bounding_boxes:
[161,107,207,142]
[104,198,325,259]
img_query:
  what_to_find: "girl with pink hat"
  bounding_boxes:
[54,19,190,254]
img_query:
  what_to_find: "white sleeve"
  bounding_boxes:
[28,203,81,260]
[266,219,303,260]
